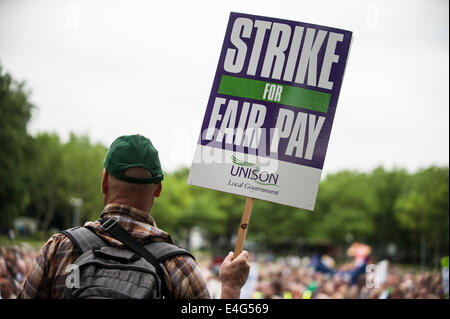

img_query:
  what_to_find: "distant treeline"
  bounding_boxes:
[1,64,448,267]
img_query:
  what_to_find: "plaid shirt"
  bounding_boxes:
[17,203,210,299]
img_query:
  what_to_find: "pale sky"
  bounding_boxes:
[0,0,448,177]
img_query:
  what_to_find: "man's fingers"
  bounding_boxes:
[224,250,249,265]
[223,251,234,264]
[234,250,249,262]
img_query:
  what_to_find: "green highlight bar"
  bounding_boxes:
[218,75,330,113]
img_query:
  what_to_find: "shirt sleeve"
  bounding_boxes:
[16,234,65,299]
[162,255,211,299]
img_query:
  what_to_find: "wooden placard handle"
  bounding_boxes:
[233,197,254,260]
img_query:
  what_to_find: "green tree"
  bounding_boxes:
[25,133,68,232]
[367,167,411,258]
[151,168,193,237]
[61,133,107,226]
[308,171,377,245]
[395,166,449,267]
[0,64,35,230]
[25,133,107,232]
[250,199,311,248]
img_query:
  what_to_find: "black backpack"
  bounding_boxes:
[61,218,193,299]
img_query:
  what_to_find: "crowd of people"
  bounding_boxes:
[0,245,36,299]
[254,258,444,299]
[201,253,446,299]
[0,243,446,299]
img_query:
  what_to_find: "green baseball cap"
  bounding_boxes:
[104,134,164,184]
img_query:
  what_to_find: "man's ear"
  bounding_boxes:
[154,182,162,198]
[101,169,108,195]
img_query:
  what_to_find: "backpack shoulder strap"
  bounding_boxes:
[144,241,195,264]
[62,226,106,254]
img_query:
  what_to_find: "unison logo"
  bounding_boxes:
[230,155,279,187]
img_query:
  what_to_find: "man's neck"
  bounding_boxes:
[105,198,152,214]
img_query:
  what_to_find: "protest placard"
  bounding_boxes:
[189,12,352,211]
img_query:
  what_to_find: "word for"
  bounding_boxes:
[263,83,283,102]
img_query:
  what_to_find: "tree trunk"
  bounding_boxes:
[420,235,427,269]
[434,236,440,271]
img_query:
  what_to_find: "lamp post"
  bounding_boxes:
[69,198,83,227]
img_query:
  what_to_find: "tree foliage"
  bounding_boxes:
[0,65,34,230]
[394,166,449,264]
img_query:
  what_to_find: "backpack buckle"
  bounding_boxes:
[101,218,118,232]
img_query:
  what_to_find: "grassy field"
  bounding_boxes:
[0,235,47,250]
